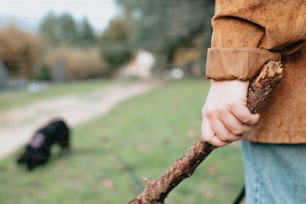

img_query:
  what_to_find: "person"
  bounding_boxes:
[201,0,306,203]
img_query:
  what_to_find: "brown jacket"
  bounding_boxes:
[206,0,306,143]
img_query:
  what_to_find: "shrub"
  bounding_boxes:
[0,25,44,79]
[44,47,110,80]
[35,63,52,81]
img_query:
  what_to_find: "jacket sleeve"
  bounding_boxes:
[206,0,306,80]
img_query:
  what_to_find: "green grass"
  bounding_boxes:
[0,79,110,112]
[0,79,245,204]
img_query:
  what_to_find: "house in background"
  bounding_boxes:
[117,50,155,79]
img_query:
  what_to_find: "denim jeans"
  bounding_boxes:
[240,140,306,204]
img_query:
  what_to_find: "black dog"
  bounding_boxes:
[17,119,70,171]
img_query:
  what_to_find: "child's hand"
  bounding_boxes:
[201,80,260,147]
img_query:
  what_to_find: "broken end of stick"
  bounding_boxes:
[254,61,283,87]
[247,60,283,113]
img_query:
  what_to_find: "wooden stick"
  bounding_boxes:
[129,61,283,204]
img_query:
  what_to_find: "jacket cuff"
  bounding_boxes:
[206,48,281,80]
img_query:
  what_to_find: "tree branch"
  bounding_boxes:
[129,61,283,204]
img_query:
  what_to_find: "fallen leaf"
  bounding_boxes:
[206,165,217,175]
[138,143,148,152]
[101,178,113,188]
[187,128,196,139]
[203,190,214,199]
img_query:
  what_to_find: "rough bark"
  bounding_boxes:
[247,61,283,113]
[129,61,283,204]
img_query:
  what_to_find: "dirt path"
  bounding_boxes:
[0,81,160,159]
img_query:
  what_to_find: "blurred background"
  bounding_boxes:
[0,0,214,85]
[0,1,246,204]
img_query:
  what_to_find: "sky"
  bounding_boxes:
[0,0,120,33]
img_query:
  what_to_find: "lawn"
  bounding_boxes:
[0,79,110,112]
[0,79,245,204]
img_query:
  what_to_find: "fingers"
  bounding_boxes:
[220,108,257,135]
[210,113,242,142]
[201,114,239,147]
[200,80,260,147]
[205,135,229,147]
[231,102,260,125]
[201,117,228,147]
[201,104,260,147]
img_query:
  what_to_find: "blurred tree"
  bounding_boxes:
[38,13,104,80]
[38,12,60,46]
[115,0,214,68]
[58,13,78,45]
[39,12,97,47]
[99,16,133,70]
[78,17,97,47]
[0,25,44,79]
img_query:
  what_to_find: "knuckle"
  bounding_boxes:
[218,139,229,147]
[225,132,240,142]
[227,100,236,109]
[203,135,214,144]
[203,107,215,118]
[200,134,207,142]
[241,114,252,124]
[218,133,231,142]
[215,105,227,115]
[231,129,242,135]
[231,125,247,135]
[211,138,226,147]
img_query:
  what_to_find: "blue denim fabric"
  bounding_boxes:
[240,140,306,204]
